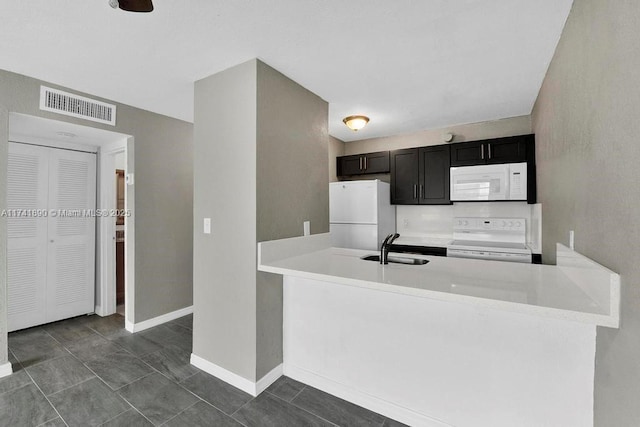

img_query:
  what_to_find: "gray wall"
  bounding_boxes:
[193,59,329,382]
[531,1,640,425]
[256,61,329,378]
[0,69,193,358]
[193,60,258,381]
[0,106,7,364]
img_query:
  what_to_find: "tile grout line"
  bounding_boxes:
[36,417,66,427]
[158,399,201,426]
[229,394,257,418]
[289,384,308,402]
[178,370,201,384]
[22,366,71,427]
[35,415,62,427]
[47,375,97,398]
[112,393,151,426]
[263,389,342,427]
[113,371,156,393]
[97,406,152,427]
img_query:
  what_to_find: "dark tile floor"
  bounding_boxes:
[0,314,408,427]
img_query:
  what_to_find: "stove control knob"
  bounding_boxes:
[508,221,514,227]
[502,220,507,227]
[515,221,521,227]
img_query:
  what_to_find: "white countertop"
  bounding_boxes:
[391,236,452,247]
[258,234,620,328]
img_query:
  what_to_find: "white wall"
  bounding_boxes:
[114,151,125,171]
[397,202,542,253]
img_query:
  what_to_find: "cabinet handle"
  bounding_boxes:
[414,185,417,199]
[488,143,492,159]
[359,157,363,170]
[481,144,485,160]
[420,185,424,198]
[364,156,367,170]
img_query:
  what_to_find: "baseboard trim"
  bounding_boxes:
[284,364,452,427]
[190,354,282,397]
[125,319,135,333]
[256,363,283,395]
[0,362,13,379]
[126,305,193,333]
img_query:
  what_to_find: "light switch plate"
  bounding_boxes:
[204,218,211,234]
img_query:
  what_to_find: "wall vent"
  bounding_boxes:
[40,86,116,126]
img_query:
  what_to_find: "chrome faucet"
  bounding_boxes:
[380,233,400,265]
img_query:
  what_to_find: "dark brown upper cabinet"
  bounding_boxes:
[450,134,534,167]
[390,148,419,204]
[337,151,390,176]
[419,145,451,205]
[390,145,451,205]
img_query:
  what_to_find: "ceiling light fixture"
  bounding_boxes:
[342,115,370,132]
[109,0,154,13]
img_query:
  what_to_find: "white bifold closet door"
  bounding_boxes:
[8,142,96,332]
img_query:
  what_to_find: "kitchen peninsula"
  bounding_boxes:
[258,233,619,427]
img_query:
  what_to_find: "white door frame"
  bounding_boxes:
[8,113,135,326]
[95,139,133,322]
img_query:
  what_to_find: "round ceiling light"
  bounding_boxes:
[342,115,370,131]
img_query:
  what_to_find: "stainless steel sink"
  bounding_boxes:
[361,254,429,265]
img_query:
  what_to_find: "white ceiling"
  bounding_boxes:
[0,0,572,142]
[10,113,130,147]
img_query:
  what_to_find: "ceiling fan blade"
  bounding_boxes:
[118,0,154,12]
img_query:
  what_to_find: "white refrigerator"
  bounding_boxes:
[330,180,396,251]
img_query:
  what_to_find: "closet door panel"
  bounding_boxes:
[7,143,50,331]
[46,149,96,323]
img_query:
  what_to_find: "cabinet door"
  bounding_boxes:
[450,141,486,166]
[390,148,419,204]
[486,136,527,164]
[337,154,363,176]
[362,151,390,174]
[419,146,451,205]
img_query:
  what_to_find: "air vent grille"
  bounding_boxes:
[40,86,116,126]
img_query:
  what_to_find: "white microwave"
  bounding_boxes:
[450,162,527,201]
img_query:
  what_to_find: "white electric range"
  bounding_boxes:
[446,217,532,263]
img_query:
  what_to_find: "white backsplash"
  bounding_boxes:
[397,202,542,253]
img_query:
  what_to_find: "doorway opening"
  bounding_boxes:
[8,113,134,327]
